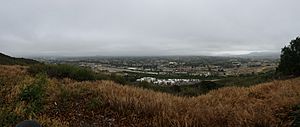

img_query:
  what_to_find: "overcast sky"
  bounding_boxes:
[0,0,300,56]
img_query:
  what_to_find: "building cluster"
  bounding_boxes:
[136,77,201,86]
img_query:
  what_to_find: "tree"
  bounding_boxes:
[277,37,300,76]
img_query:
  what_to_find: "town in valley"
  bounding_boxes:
[35,54,279,86]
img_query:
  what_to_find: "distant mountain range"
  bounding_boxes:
[232,52,280,59]
[0,52,40,65]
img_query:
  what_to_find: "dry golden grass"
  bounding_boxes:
[1,65,300,126]
[0,65,27,77]
[60,79,300,127]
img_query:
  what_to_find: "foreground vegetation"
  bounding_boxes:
[1,65,300,126]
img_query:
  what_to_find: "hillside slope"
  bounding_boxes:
[0,53,39,65]
[0,65,300,127]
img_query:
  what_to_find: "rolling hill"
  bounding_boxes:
[0,53,39,65]
[234,52,280,59]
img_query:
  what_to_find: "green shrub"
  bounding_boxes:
[197,81,223,92]
[277,37,300,76]
[110,73,127,85]
[19,74,47,114]
[132,81,224,97]
[28,64,96,81]
[216,71,275,87]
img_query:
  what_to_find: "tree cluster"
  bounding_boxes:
[277,37,300,76]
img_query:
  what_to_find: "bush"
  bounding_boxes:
[215,71,275,87]
[110,73,127,85]
[19,74,47,114]
[131,80,224,97]
[277,37,300,76]
[197,81,224,92]
[28,64,133,84]
[28,64,96,81]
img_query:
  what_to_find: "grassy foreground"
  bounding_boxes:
[1,65,300,127]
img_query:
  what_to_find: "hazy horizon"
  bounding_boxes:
[1,0,299,56]
[1,51,281,59]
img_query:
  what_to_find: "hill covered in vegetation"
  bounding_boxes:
[1,65,300,126]
[0,53,39,65]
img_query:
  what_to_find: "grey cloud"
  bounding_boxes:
[0,0,300,56]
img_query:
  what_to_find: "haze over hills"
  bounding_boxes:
[232,52,280,59]
[5,51,281,59]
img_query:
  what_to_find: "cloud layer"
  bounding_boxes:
[1,0,300,56]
